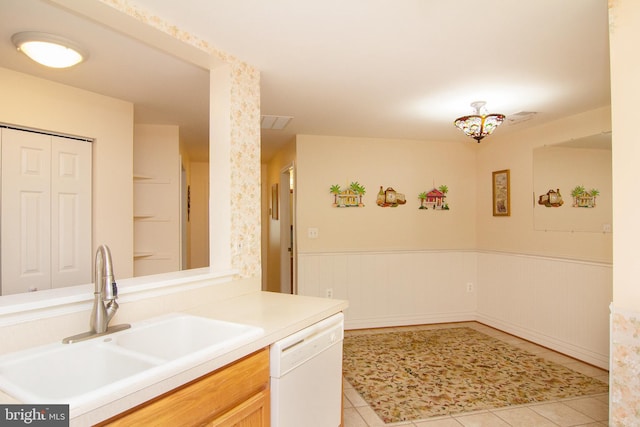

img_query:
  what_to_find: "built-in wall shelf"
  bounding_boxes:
[134,213,154,219]
[134,214,171,222]
[133,174,171,184]
[133,252,154,259]
[133,125,180,277]
[133,252,172,260]
[133,174,153,180]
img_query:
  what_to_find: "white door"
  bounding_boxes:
[50,135,92,289]
[1,128,92,295]
[1,128,52,294]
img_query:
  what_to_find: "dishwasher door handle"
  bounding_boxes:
[281,339,305,353]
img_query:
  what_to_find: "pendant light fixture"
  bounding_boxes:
[12,32,88,69]
[454,101,505,142]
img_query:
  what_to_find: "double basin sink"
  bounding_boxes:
[0,314,263,410]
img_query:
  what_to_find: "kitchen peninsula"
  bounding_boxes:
[0,270,348,426]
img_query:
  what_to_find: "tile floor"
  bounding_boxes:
[342,322,609,427]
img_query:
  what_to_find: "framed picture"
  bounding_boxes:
[271,183,279,220]
[492,169,510,216]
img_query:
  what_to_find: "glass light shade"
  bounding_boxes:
[12,32,87,68]
[454,102,505,142]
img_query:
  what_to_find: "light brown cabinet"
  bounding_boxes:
[98,348,270,427]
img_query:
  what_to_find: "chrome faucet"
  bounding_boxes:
[63,245,130,343]
[91,245,120,333]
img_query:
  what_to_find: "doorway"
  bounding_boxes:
[279,164,296,294]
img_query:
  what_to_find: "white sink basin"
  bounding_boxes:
[113,314,264,361]
[0,341,158,404]
[0,314,263,411]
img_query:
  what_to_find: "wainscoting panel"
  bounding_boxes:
[298,250,612,368]
[298,250,478,330]
[476,251,612,369]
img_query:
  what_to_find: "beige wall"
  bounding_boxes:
[294,119,613,261]
[610,0,640,310]
[296,135,478,253]
[476,106,612,263]
[189,161,210,268]
[0,67,134,278]
[533,145,611,232]
[609,1,640,422]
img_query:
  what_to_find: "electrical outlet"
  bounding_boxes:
[326,288,333,298]
[466,282,474,293]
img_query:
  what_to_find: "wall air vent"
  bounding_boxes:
[261,115,293,130]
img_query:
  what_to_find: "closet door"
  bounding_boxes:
[0,129,92,295]
[1,128,52,294]
[51,136,91,289]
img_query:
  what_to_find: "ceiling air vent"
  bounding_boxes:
[261,115,293,130]
[506,111,538,125]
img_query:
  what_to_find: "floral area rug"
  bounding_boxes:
[342,327,608,423]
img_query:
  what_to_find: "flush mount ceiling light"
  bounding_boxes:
[453,101,505,143]
[12,32,88,68]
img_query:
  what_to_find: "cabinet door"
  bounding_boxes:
[1,128,51,294]
[207,389,270,427]
[99,348,269,427]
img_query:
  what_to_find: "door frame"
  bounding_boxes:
[279,163,296,294]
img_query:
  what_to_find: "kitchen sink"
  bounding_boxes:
[0,314,263,410]
[112,314,264,361]
[0,341,158,404]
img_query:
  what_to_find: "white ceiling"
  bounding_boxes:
[0,1,610,162]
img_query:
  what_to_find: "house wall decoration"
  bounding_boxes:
[538,188,564,207]
[418,185,450,210]
[376,186,406,207]
[571,185,599,208]
[330,182,366,207]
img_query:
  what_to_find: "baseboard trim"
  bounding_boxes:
[344,311,477,331]
[476,313,609,370]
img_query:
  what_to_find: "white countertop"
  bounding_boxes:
[0,290,348,426]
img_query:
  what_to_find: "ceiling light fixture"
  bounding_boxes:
[12,32,88,68]
[453,101,505,143]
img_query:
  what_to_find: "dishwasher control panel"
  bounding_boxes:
[270,312,344,377]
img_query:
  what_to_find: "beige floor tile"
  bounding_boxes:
[562,396,608,422]
[344,386,369,407]
[344,393,354,408]
[343,407,369,427]
[414,417,464,427]
[529,402,596,426]
[492,406,557,426]
[355,405,387,426]
[592,393,609,404]
[454,412,511,426]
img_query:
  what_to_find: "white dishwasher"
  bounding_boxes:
[270,312,344,427]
